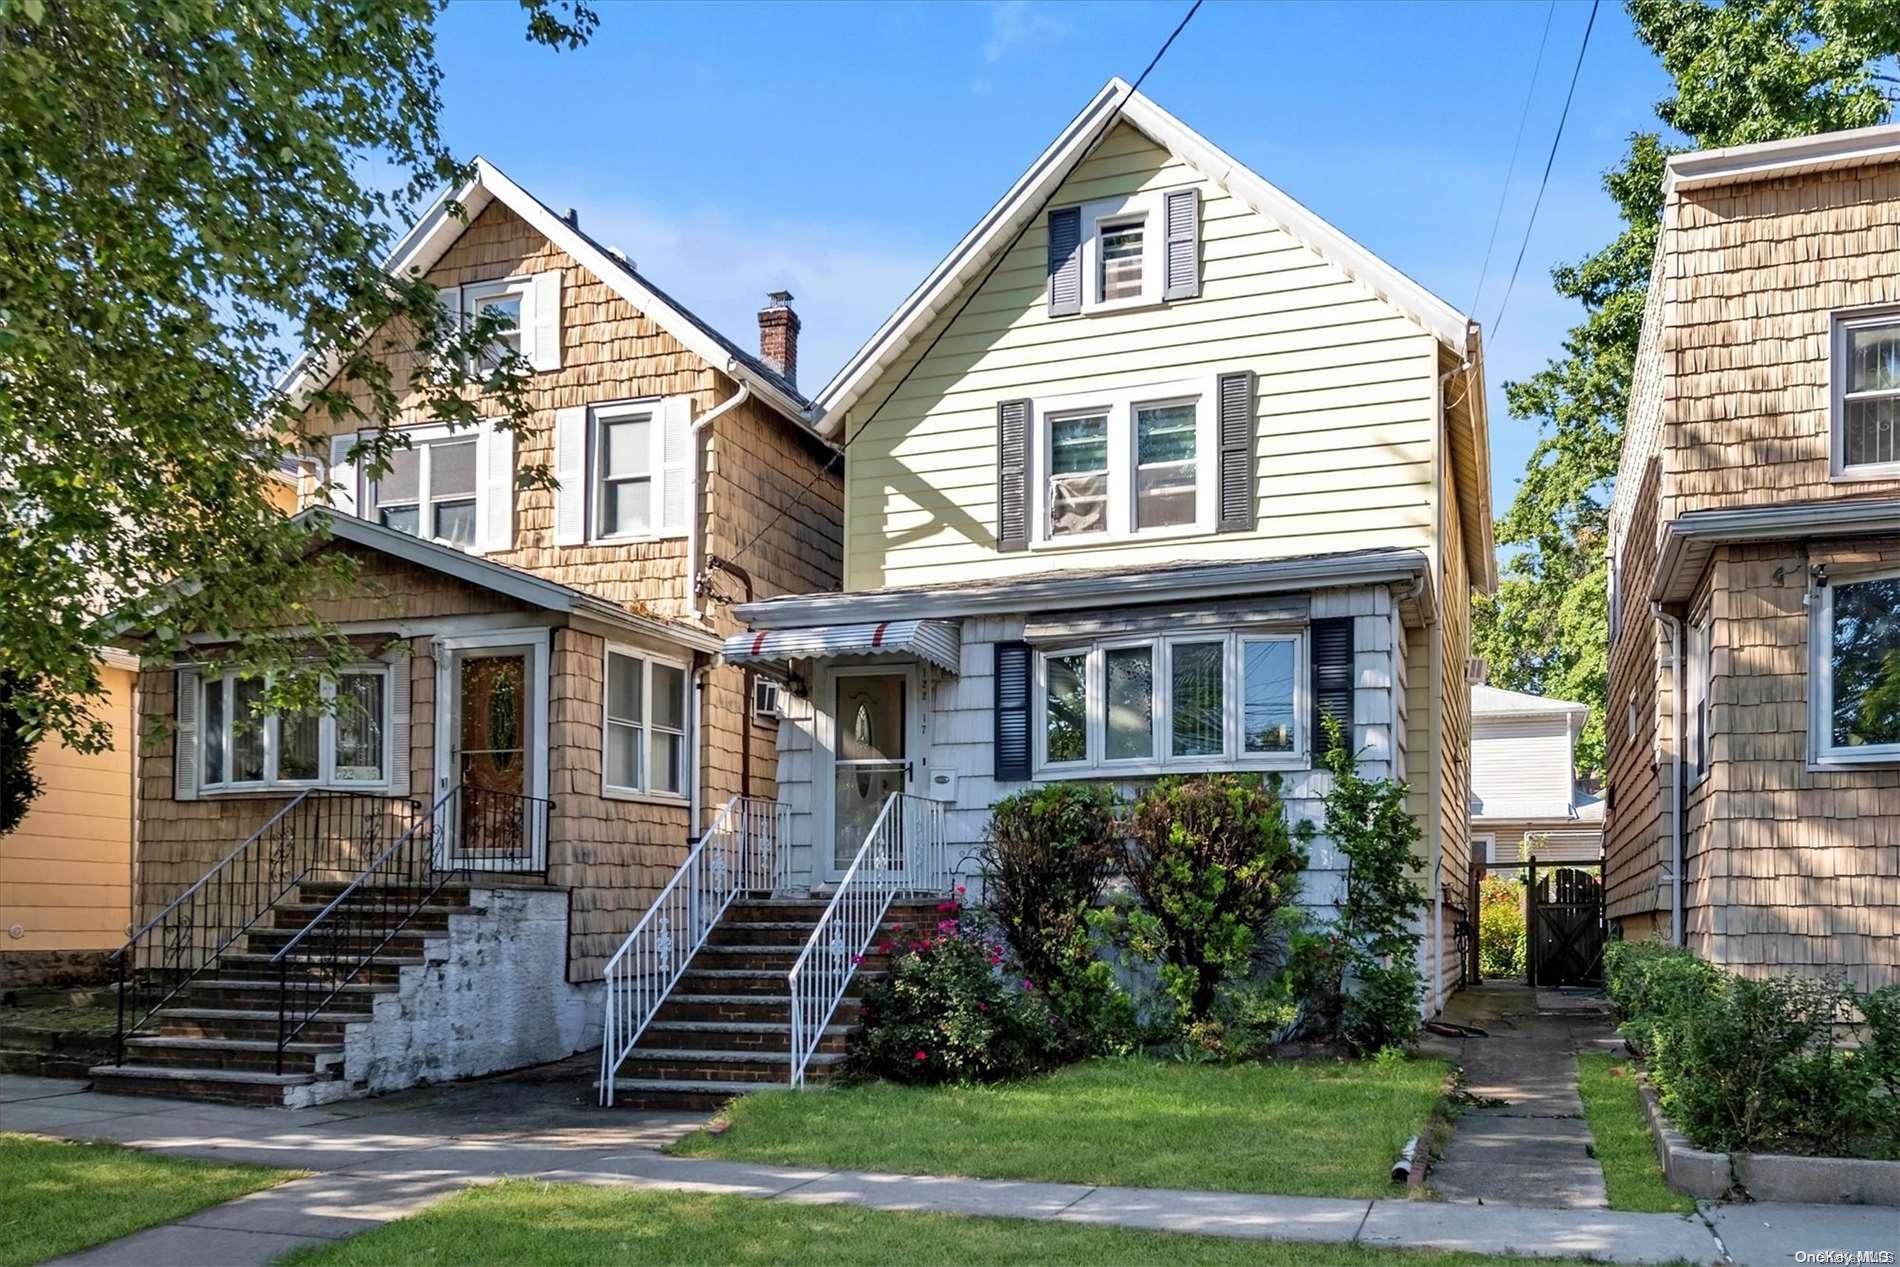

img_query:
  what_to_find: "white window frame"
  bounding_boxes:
[1031,628,1307,778]
[591,402,662,542]
[198,665,393,794]
[1811,565,1900,765]
[1685,616,1711,784]
[1063,191,1165,314]
[367,426,482,550]
[461,276,534,365]
[601,643,691,803]
[1030,378,1216,548]
[1830,307,1900,481]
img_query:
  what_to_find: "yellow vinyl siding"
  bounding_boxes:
[840,123,1439,590]
[0,664,135,950]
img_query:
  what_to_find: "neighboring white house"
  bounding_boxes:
[1469,685,1602,866]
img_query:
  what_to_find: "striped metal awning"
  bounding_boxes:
[721,619,961,676]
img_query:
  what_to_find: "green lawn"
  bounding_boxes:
[0,1132,300,1267]
[674,1056,1450,1198]
[281,1180,1600,1267]
[1575,1055,1695,1214]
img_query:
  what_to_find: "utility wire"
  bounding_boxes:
[718,0,1204,582]
[1489,0,1599,340]
[1469,1,1556,319]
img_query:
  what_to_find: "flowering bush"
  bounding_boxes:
[1477,875,1526,978]
[847,895,1059,1084]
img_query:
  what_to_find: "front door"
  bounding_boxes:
[830,669,913,878]
[451,650,534,870]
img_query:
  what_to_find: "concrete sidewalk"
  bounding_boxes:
[5,1071,1894,1266]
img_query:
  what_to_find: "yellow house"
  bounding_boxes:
[728,79,1494,1016]
[0,652,138,989]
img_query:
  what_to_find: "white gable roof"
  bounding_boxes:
[811,78,1477,434]
[1472,684,1588,718]
[276,158,815,434]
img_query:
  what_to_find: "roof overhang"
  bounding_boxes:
[735,548,1434,629]
[275,158,817,441]
[721,619,962,677]
[1665,123,1900,195]
[1652,498,1900,604]
[811,78,1476,436]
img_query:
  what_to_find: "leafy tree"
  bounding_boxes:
[0,673,42,834]
[1477,0,1900,780]
[0,0,595,821]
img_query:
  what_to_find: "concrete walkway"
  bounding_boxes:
[1428,980,1619,1209]
[4,1068,1893,1266]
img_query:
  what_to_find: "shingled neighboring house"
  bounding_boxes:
[1605,125,1900,992]
[103,159,841,1104]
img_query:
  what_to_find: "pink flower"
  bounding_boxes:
[1020,979,1034,991]
[935,900,957,914]
[978,1001,990,1013]
[954,885,966,896]
[851,953,864,965]
[914,1049,928,1062]
[936,919,957,933]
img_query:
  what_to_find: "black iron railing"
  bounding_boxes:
[271,784,552,1068]
[112,790,424,1063]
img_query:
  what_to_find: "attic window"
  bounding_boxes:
[1098,218,1145,302]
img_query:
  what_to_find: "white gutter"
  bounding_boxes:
[1652,604,1685,947]
[687,383,753,619]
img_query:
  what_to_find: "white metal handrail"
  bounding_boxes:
[598,795,787,1105]
[787,792,950,1088]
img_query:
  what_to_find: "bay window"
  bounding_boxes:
[1815,568,1900,762]
[199,668,390,791]
[1035,629,1305,774]
[603,646,689,799]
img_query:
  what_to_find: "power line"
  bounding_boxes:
[1470,1,1556,319]
[1489,0,1599,340]
[719,0,1204,581]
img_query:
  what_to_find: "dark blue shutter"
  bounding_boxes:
[1047,207,1082,317]
[994,641,1032,780]
[1163,188,1200,300]
[1311,617,1354,756]
[996,399,1030,553]
[1216,370,1255,534]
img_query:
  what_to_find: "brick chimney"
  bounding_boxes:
[758,291,800,386]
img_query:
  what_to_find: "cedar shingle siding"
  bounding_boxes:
[1606,154,1900,990]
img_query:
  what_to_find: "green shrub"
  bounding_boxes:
[1121,773,1306,1024]
[1476,875,1525,978]
[1601,939,1722,1054]
[1860,985,1900,1147]
[848,904,1057,1085]
[979,782,1132,1053]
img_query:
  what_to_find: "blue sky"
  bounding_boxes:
[433,0,1675,516]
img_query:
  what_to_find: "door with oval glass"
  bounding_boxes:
[829,668,917,878]
[451,649,533,869]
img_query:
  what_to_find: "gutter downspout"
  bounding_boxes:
[1652,603,1685,947]
[687,382,751,622]
[704,556,756,801]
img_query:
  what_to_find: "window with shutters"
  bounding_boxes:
[455,271,561,373]
[198,667,391,792]
[571,399,692,544]
[1031,630,1305,775]
[1030,380,1213,546]
[603,645,690,801]
[1831,309,1900,478]
[369,434,479,548]
[463,279,527,366]
[1050,187,1198,315]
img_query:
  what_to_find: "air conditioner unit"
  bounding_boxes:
[1465,657,1488,686]
[752,676,783,721]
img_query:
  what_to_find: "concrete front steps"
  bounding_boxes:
[605,896,944,1111]
[90,883,478,1106]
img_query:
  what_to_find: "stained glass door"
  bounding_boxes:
[453,652,532,868]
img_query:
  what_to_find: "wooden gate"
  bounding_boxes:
[1526,860,1604,987]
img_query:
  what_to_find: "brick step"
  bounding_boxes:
[177,978,388,1013]
[120,1035,338,1075]
[704,921,825,948]
[653,993,863,1026]
[89,1062,327,1106]
[245,926,438,956]
[212,953,419,985]
[602,1077,773,1112]
[616,1047,841,1084]
[298,882,472,906]
[636,1020,847,1055]
[265,902,460,934]
[141,1008,357,1045]
[673,968,815,997]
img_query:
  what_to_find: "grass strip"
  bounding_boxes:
[1575,1054,1695,1213]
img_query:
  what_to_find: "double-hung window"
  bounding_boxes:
[1074,192,1164,312]
[454,272,560,373]
[594,405,655,539]
[370,434,479,548]
[1814,568,1900,762]
[200,668,390,792]
[1033,380,1214,544]
[1034,629,1304,775]
[1832,309,1900,478]
[603,647,689,799]
[463,279,526,366]
[553,398,690,546]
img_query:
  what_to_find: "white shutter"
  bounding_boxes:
[553,405,588,545]
[386,658,411,799]
[476,419,514,553]
[660,395,693,537]
[327,434,360,515]
[440,283,463,347]
[173,668,200,802]
[530,270,562,372]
